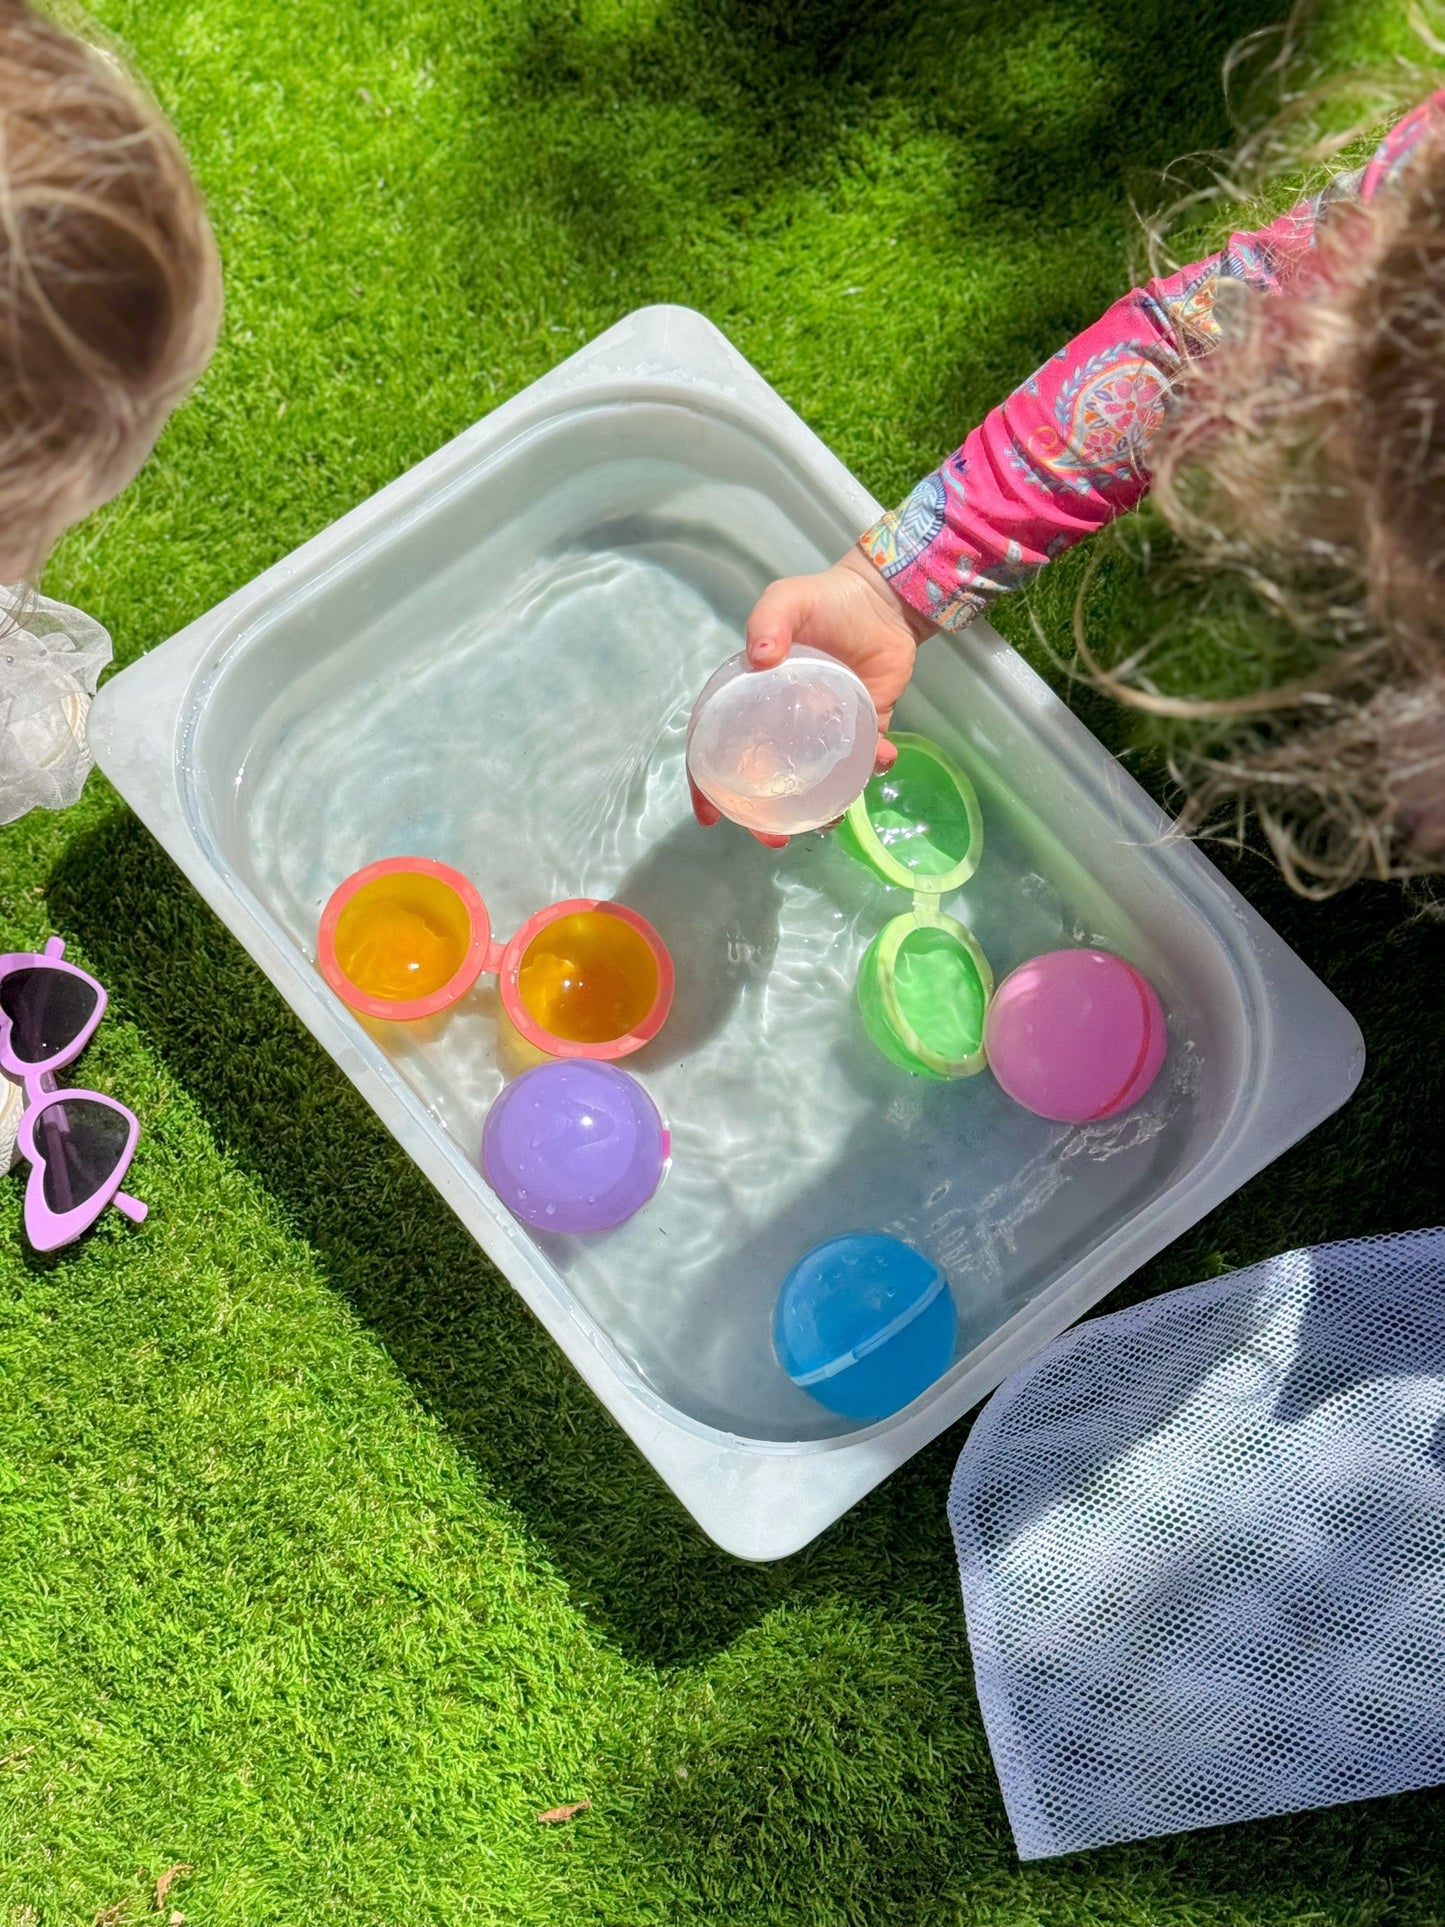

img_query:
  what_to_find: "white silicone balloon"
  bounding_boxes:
[686,645,878,836]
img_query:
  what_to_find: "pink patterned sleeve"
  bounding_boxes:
[861,93,1445,632]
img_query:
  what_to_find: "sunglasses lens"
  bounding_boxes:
[37,1098,131,1215]
[0,967,99,1065]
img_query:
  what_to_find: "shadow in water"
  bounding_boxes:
[614,817,786,1063]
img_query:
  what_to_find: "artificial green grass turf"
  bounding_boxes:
[4,0,1445,1919]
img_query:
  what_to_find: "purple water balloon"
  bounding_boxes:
[481,1060,669,1234]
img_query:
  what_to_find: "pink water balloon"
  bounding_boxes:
[983,948,1167,1124]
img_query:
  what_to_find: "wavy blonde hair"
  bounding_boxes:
[0,0,221,581]
[1076,37,1445,896]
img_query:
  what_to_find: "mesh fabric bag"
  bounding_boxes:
[949,1231,1445,1858]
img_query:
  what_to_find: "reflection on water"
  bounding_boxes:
[244,541,1195,1441]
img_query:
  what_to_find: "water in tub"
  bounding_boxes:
[243,528,1195,1443]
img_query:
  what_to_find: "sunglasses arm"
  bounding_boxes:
[43,935,66,960]
[113,1191,148,1225]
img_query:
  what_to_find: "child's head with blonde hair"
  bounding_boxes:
[1085,82,1445,896]
[0,0,220,582]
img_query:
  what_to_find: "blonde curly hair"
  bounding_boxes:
[0,0,221,581]
[1077,55,1445,896]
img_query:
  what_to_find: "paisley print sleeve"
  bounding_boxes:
[860,92,1445,633]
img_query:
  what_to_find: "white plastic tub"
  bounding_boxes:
[90,305,1364,1559]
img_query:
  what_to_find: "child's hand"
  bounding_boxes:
[689,548,935,838]
[689,547,936,840]
[745,547,936,760]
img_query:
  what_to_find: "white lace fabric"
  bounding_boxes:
[950,1232,1445,1858]
[0,582,112,825]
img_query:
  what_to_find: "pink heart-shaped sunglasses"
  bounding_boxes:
[0,937,147,1252]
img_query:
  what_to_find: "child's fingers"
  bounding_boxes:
[692,774,785,845]
[692,770,786,844]
[745,577,810,669]
[688,773,721,828]
[873,736,898,774]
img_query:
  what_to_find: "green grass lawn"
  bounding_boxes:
[4,0,1445,1921]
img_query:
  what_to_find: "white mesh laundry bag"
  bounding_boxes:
[0,582,112,825]
[949,1231,1445,1859]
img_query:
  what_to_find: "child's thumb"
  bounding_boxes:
[745,578,809,669]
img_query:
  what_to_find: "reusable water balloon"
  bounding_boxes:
[482,1060,669,1233]
[837,733,983,893]
[687,644,878,837]
[983,948,1167,1123]
[775,1232,957,1422]
[317,856,673,1058]
[319,858,489,1023]
[857,911,993,1079]
[837,734,993,1078]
